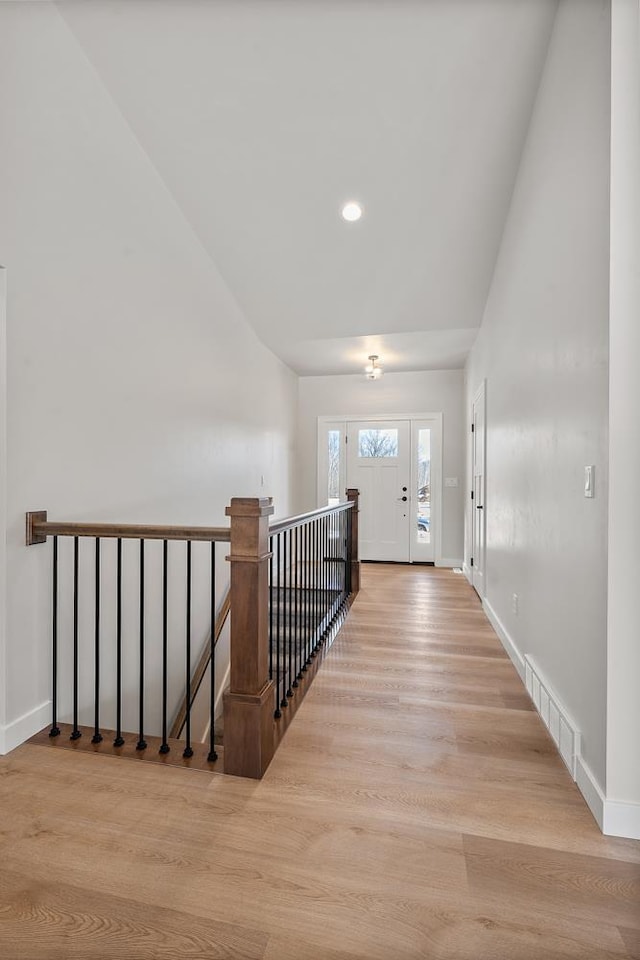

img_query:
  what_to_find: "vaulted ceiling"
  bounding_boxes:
[57,0,558,376]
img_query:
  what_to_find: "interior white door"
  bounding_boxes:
[471,384,486,597]
[346,420,411,561]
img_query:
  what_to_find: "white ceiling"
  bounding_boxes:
[57,0,557,376]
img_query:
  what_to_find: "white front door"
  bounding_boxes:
[346,420,411,561]
[471,384,486,597]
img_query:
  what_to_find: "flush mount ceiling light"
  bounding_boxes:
[341,201,363,222]
[365,355,383,380]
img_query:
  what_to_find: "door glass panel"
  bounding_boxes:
[327,429,341,505]
[358,428,398,458]
[416,428,431,544]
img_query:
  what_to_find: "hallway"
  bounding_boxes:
[0,564,638,959]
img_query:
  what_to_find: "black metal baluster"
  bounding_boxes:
[340,510,345,607]
[281,531,288,708]
[346,506,352,596]
[114,539,124,747]
[313,517,319,655]
[184,540,193,758]
[342,510,346,603]
[137,539,147,751]
[301,524,306,672]
[323,515,328,638]
[300,525,306,672]
[318,516,323,645]
[274,533,282,718]
[344,509,348,601]
[49,537,60,738]
[208,541,218,762]
[270,537,280,717]
[328,513,332,629]
[293,526,300,688]
[300,523,305,670]
[335,512,340,615]
[70,537,81,741]
[92,537,103,743]
[299,524,303,672]
[337,511,342,615]
[328,514,332,629]
[287,528,293,699]
[160,539,170,755]
[269,539,274,683]
[344,510,348,600]
[302,523,309,671]
[309,522,313,657]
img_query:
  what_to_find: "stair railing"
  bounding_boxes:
[25,490,359,779]
[269,492,358,719]
[26,512,229,765]
[222,490,359,778]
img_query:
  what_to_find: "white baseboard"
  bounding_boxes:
[436,557,464,569]
[603,799,640,841]
[476,595,640,840]
[523,654,581,780]
[482,596,525,680]
[0,700,50,755]
[462,562,472,584]
[578,754,640,839]
[575,755,605,830]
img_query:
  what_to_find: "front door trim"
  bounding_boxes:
[317,412,443,566]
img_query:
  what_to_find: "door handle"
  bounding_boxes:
[398,496,408,502]
[476,505,483,509]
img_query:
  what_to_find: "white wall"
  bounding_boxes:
[606,0,640,836]
[465,0,610,792]
[297,370,465,563]
[0,4,297,750]
[0,269,7,747]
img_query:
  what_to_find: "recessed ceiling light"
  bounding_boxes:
[341,201,363,222]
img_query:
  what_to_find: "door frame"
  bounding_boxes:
[316,412,443,565]
[469,382,486,598]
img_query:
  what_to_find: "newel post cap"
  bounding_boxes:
[225,497,274,519]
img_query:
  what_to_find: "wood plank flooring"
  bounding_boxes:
[1,564,638,959]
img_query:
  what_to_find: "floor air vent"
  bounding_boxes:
[524,655,581,780]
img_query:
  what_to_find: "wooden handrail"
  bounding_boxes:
[26,512,230,545]
[169,588,231,740]
[269,500,353,536]
[26,502,352,546]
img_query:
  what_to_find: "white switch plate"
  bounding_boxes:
[444,477,458,487]
[584,465,595,498]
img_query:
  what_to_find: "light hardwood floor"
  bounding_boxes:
[1,564,638,959]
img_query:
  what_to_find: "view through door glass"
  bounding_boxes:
[358,428,399,458]
[416,428,431,546]
[327,428,341,505]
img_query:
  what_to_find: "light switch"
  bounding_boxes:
[444,477,459,488]
[584,465,595,498]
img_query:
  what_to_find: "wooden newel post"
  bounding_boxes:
[223,497,276,779]
[346,488,360,596]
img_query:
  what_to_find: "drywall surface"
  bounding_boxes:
[465,0,610,786]
[0,269,6,744]
[0,4,297,746]
[607,0,640,811]
[298,370,465,563]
